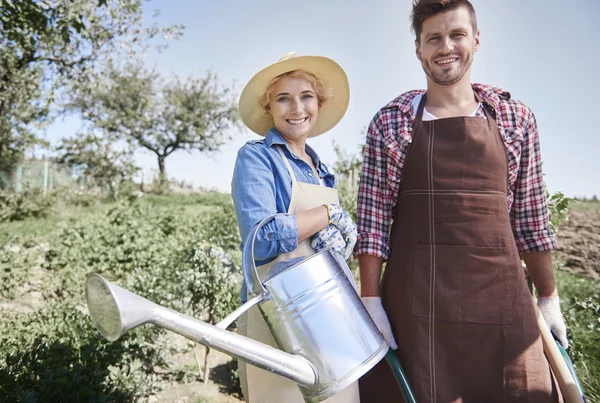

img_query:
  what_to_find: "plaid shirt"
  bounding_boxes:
[356,83,556,260]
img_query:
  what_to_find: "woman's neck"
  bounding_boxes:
[284,137,308,158]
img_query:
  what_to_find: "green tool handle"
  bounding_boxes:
[385,348,417,403]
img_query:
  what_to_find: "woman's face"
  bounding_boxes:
[268,76,319,142]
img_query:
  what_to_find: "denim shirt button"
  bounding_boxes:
[308,173,313,177]
[267,233,273,239]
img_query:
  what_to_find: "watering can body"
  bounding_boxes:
[250,249,388,401]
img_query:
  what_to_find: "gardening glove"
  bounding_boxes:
[361,296,398,350]
[537,296,569,348]
[322,203,357,258]
[311,224,353,260]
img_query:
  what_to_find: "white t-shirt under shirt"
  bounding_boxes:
[412,93,486,121]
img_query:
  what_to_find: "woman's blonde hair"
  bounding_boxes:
[260,70,332,112]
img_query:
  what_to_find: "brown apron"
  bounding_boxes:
[359,94,560,402]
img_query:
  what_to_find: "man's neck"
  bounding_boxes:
[424,78,478,118]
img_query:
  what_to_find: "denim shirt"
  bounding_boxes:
[231,128,336,301]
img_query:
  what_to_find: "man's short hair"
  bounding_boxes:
[411,0,478,42]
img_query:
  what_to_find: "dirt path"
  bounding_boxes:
[144,333,243,403]
[554,205,600,279]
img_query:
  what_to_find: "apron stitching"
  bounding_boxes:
[400,190,506,196]
[428,120,437,402]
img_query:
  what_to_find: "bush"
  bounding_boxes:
[0,188,56,222]
[0,299,165,402]
[0,197,245,400]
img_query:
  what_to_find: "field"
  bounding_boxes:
[1,194,598,402]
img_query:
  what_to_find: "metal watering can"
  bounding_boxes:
[85,215,391,402]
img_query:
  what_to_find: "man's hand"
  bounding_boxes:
[361,296,398,349]
[537,296,569,348]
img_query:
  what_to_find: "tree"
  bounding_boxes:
[55,132,138,199]
[69,63,240,190]
[331,129,366,222]
[0,0,183,184]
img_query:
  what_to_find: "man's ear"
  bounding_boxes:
[415,39,421,61]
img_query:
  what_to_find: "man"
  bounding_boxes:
[356,1,567,401]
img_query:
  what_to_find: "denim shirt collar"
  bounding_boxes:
[264,127,330,176]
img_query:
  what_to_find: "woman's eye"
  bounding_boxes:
[302,94,314,100]
[276,97,289,102]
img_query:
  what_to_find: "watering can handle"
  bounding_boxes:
[243,213,280,297]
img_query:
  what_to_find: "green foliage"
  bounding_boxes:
[61,188,102,207]
[0,0,183,180]
[0,187,56,222]
[198,201,242,252]
[185,241,240,323]
[547,190,576,234]
[69,63,240,188]
[0,300,163,402]
[1,194,245,401]
[55,132,139,200]
[331,140,364,223]
[555,268,600,400]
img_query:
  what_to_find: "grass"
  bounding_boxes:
[556,269,600,400]
[0,202,115,244]
[571,199,600,212]
[0,192,233,245]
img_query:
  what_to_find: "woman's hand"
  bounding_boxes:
[311,204,358,260]
[310,224,356,260]
[323,204,357,254]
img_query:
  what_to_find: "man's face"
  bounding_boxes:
[415,6,480,87]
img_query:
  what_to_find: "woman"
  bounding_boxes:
[231,52,359,403]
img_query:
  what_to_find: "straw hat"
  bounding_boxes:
[239,52,350,138]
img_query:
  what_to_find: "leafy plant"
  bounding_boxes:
[547,190,576,234]
[0,187,56,222]
[184,241,240,383]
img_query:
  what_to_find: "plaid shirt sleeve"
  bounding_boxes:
[510,110,557,252]
[355,113,392,259]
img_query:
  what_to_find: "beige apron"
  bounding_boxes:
[238,146,360,403]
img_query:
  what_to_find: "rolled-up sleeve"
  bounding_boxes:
[510,111,556,252]
[355,114,392,259]
[231,144,298,261]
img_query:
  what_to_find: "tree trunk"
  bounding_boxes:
[203,345,210,384]
[203,312,214,384]
[157,155,166,193]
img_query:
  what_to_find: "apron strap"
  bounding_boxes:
[276,145,298,183]
[473,92,496,122]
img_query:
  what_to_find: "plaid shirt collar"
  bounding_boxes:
[384,83,511,117]
[381,83,519,145]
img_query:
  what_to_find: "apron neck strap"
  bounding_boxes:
[473,92,495,121]
[276,145,298,183]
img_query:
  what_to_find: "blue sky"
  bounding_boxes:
[46,0,600,198]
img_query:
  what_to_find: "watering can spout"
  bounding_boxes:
[85,273,317,388]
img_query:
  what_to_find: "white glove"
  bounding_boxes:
[537,297,569,348]
[311,224,351,260]
[323,204,357,258]
[361,296,398,350]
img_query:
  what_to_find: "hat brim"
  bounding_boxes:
[239,55,350,138]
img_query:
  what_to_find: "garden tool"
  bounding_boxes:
[85,214,417,402]
[533,297,586,403]
[525,274,586,403]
